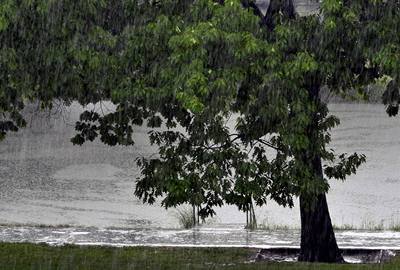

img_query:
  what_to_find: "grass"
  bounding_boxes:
[1,243,400,270]
[175,207,196,229]
[256,217,394,232]
[255,217,295,231]
[333,224,357,231]
[0,223,78,229]
[332,223,384,231]
[256,223,291,231]
[389,224,400,232]
[332,220,400,231]
[174,207,217,229]
[1,221,395,232]
[388,219,400,232]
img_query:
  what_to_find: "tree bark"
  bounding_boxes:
[298,156,344,263]
[296,81,344,263]
[265,0,296,29]
[299,193,343,262]
[192,204,197,226]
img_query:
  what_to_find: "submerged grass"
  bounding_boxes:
[1,243,400,270]
[388,219,400,232]
[175,207,196,229]
[256,223,292,231]
[0,223,77,229]
[389,224,400,232]
[332,220,400,231]
[333,224,357,231]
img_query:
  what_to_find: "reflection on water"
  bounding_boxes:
[1,103,400,229]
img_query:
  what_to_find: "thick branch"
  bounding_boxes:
[265,0,296,30]
[214,0,266,23]
[241,0,265,18]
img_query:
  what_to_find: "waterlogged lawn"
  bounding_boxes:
[0,243,399,270]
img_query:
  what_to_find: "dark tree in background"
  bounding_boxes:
[1,0,400,263]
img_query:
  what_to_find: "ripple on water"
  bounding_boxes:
[52,164,124,181]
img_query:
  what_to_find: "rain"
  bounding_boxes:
[1,0,400,268]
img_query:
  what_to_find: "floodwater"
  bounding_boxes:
[2,224,400,250]
[1,103,400,246]
[0,224,400,250]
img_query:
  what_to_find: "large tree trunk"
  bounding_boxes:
[298,156,344,263]
[296,81,344,262]
[295,140,343,263]
[299,193,343,262]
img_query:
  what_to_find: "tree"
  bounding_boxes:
[2,0,399,263]
[71,0,370,262]
[0,0,128,139]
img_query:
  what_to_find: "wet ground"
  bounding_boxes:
[255,248,397,264]
[2,224,400,251]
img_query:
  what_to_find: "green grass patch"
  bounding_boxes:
[0,243,399,269]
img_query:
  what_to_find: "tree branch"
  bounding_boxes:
[264,0,296,30]
[256,138,282,152]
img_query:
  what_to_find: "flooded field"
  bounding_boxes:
[2,224,400,250]
[1,103,400,241]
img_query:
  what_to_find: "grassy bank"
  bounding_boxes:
[0,243,399,270]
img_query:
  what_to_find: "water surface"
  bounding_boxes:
[1,103,400,230]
